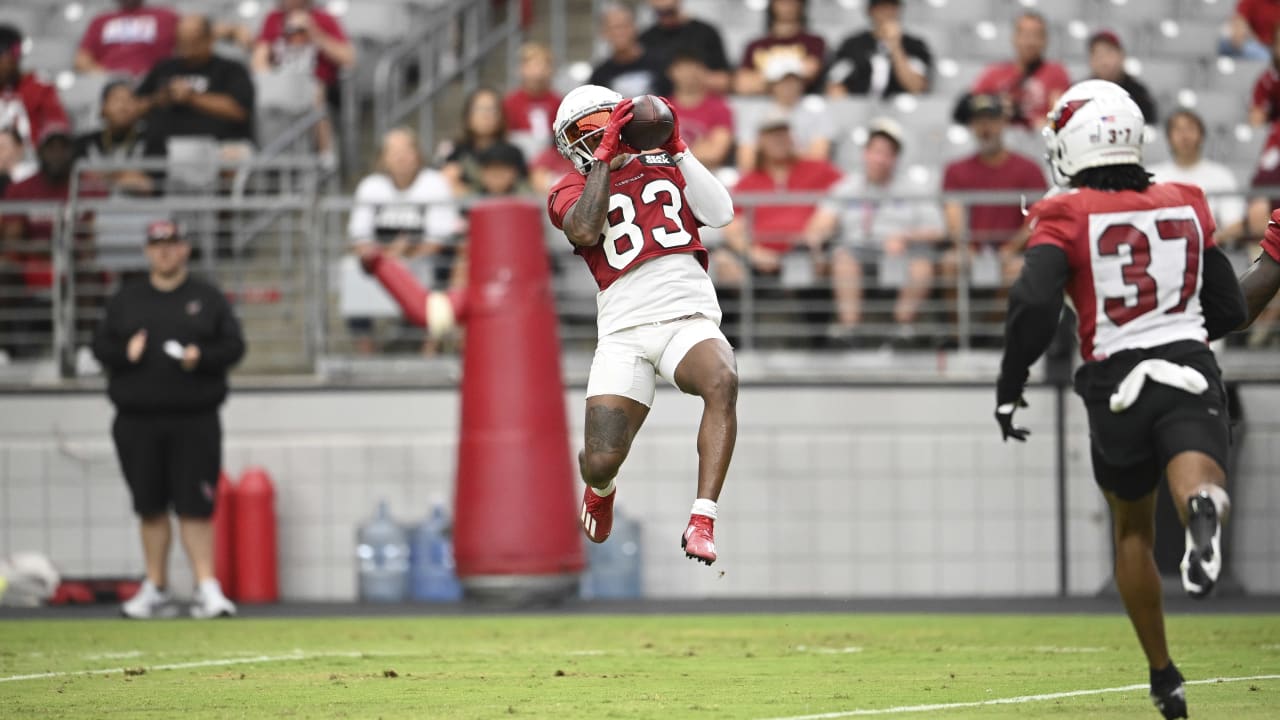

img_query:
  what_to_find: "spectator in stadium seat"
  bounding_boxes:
[75,0,179,78]
[737,55,833,172]
[503,43,561,152]
[640,0,731,94]
[350,127,461,355]
[135,16,255,160]
[972,12,1070,130]
[251,0,354,165]
[438,88,527,198]
[1224,0,1279,60]
[589,4,671,99]
[1151,109,1247,247]
[801,118,944,346]
[1,124,107,358]
[1249,30,1280,126]
[1086,31,1157,124]
[667,51,734,170]
[475,142,530,197]
[74,80,155,197]
[735,0,826,95]
[716,111,841,288]
[825,0,931,98]
[0,127,28,197]
[938,94,1046,343]
[0,25,71,180]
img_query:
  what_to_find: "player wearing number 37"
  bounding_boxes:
[547,86,736,565]
[996,80,1246,720]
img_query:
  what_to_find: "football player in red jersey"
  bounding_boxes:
[1237,210,1280,326]
[996,81,1246,720]
[547,85,736,565]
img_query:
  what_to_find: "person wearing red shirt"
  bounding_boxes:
[1232,0,1280,57]
[503,43,561,143]
[251,0,354,162]
[667,51,734,170]
[735,0,826,95]
[971,12,1070,129]
[0,25,70,178]
[1250,30,1280,126]
[0,124,106,358]
[529,142,574,195]
[75,1,179,78]
[940,93,1046,343]
[717,112,841,289]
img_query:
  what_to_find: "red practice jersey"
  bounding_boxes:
[1026,183,1217,362]
[547,154,708,291]
[1261,208,1280,263]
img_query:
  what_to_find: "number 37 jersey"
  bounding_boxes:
[547,154,721,336]
[1027,182,1217,362]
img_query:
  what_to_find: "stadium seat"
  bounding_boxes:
[333,1,414,43]
[1097,0,1181,25]
[1129,58,1200,99]
[905,0,993,25]
[949,20,1013,63]
[1215,124,1268,172]
[1016,0,1091,26]
[1178,0,1235,22]
[826,96,874,136]
[1145,20,1224,59]
[930,58,986,98]
[93,211,154,271]
[1142,126,1173,167]
[1169,89,1250,131]
[22,37,72,77]
[58,73,110,133]
[5,6,52,40]
[1204,57,1268,99]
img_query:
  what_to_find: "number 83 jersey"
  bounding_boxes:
[1027,182,1217,361]
[548,154,721,336]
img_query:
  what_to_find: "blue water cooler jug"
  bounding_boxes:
[410,503,463,602]
[580,511,642,599]
[356,501,410,602]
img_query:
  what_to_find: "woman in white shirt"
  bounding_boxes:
[347,127,461,353]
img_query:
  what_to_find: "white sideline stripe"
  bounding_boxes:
[758,674,1280,720]
[0,650,364,684]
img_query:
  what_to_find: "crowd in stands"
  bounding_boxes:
[4,0,1280,357]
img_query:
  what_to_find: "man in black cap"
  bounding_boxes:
[92,220,245,619]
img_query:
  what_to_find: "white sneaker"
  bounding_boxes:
[190,579,237,619]
[1180,492,1222,599]
[121,580,179,619]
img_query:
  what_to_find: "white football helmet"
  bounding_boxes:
[553,84,624,174]
[1043,79,1145,187]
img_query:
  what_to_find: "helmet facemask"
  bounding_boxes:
[556,105,616,174]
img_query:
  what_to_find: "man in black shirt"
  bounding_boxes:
[590,3,672,98]
[638,0,730,94]
[1088,31,1158,124]
[74,79,154,196]
[93,220,245,620]
[135,15,255,157]
[825,0,932,97]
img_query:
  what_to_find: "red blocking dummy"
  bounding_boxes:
[363,252,467,330]
[233,467,279,603]
[452,199,583,599]
[212,471,237,599]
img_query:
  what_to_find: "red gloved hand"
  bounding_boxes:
[658,97,689,156]
[592,98,636,164]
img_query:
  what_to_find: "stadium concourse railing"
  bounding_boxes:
[3,181,1280,382]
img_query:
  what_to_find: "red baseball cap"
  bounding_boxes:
[145,220,185,243]
[37,122,72,146]
[1089,30,1123,51]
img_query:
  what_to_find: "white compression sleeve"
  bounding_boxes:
[675,151,734,228]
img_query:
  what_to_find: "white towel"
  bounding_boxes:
[1109,359,1209,413]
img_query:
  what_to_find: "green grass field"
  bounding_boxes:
[1,613,1278,719]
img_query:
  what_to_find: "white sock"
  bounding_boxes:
[1199,484,1231,521]
[590,480,616,497]
[690,498,717,520]
[199,578,223,596]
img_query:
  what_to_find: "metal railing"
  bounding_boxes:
[371,0,523,150]
[3,181,1278,383]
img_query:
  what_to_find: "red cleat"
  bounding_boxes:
[681,515,717,565]
[580,486,615,543]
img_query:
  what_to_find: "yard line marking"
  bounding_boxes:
[82,651,144,660]
[1031,646,1107,654]
[0,650,364,684]
[758,674,1280,719]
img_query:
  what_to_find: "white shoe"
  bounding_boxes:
[190,579,237,619]
[121,580,179,619]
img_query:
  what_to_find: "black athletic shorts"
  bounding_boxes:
[112,411,222,518]
[1085,380,1229,502]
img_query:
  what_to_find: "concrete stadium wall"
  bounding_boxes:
[1,385,1276,601]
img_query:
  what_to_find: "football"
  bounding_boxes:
[621,95,674,151]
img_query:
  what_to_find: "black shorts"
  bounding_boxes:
[1086,380,1229,502]
[112,411,222,518]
